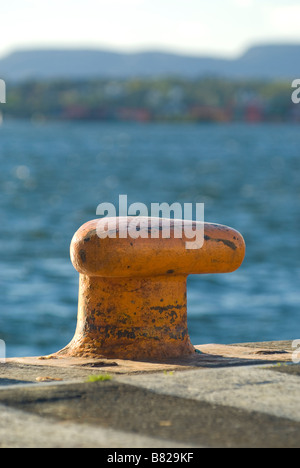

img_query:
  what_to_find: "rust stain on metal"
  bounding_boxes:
[56,217,245,361]
[79,249,87,263]
[204,235,237,251]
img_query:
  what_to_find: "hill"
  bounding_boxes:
[0,44,300,81]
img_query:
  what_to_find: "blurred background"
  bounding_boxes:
[0,0,300,357]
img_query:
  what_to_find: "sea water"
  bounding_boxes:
[0,120,299,357]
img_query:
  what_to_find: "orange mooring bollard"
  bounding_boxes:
[56,217,245,361]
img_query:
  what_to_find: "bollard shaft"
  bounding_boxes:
[59,274,194,359]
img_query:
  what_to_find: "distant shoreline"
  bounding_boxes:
[2,76,298,124]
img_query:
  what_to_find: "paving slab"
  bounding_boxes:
[119,364,300,422]
[0,404,189,449]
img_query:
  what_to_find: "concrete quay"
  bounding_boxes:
[0,340,299,448]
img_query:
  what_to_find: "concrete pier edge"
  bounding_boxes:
[0,340,299,448]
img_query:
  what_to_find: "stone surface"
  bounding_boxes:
[6,341,294,378]
[0,341,299,448]
[0,404,188,449]
[119,364,300,422]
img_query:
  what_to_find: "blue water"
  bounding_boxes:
[0,120,299,357]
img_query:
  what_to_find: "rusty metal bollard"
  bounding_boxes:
[56,217,245,361]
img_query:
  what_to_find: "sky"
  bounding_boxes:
[1,0,300,58]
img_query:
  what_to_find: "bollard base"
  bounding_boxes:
[55,338,195,361]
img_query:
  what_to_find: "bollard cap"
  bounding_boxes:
[71,217,245,278]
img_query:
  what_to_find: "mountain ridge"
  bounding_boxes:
[0,44,299,81]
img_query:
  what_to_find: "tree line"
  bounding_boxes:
[2,77,297,123]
